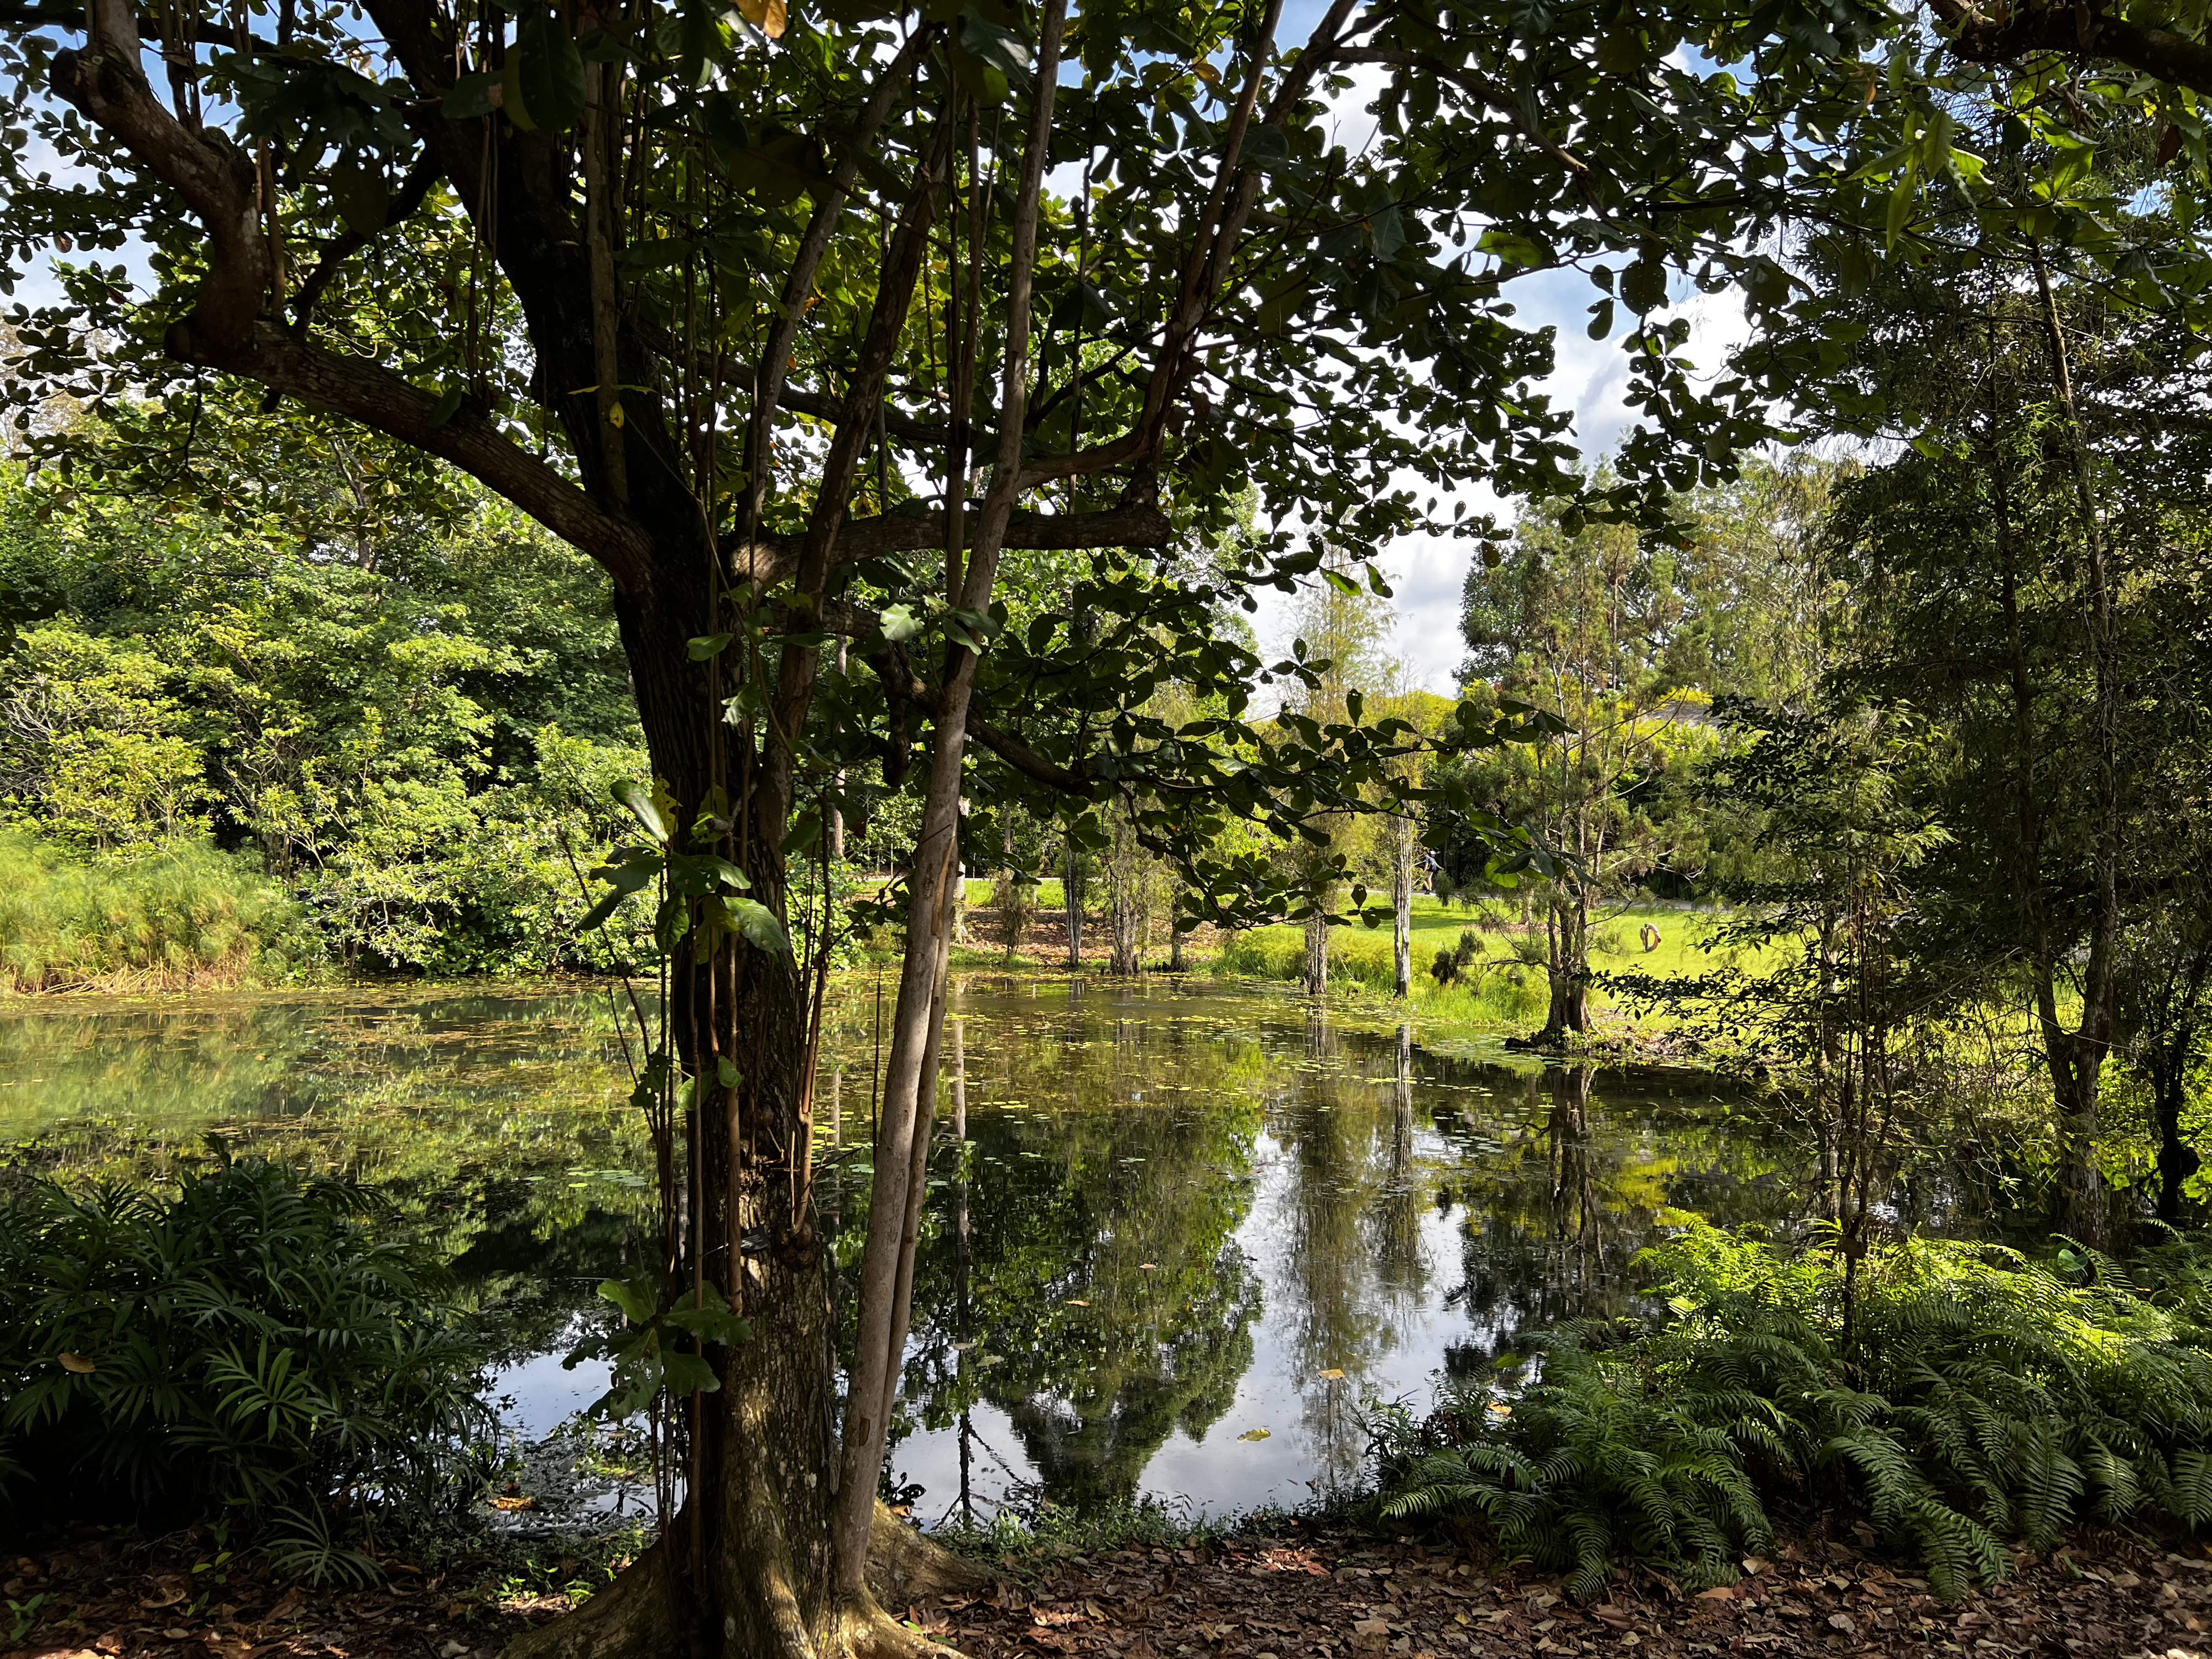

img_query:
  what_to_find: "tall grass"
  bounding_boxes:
[0,831,298,993]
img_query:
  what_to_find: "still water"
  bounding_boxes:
[0,978,1828,1524]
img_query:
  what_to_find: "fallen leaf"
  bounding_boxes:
[1139,1262,1158,1270]
[1317,1369,1345,1380]
[59,1352,97,1374]
[1827,1612,1856,1635]
[1695,1586,1736,1602]
[164,1629,192,1641]
[1238,1427,1271,1441]
[143,1588,187,1610]
[1064,1299,1091,1307]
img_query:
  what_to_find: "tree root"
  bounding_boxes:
[495,1503,989,1659]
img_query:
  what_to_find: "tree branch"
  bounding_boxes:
[724,501,1175,588]
[2,0,276,51]
[1926,0,2212,98]
[175,320,656,589]
[289,152,444,338]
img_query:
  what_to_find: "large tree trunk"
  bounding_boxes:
[507,535,983,1659]
[1303,905,1329,996]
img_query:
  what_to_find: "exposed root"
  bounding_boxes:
[834,1595,971,1659]
[492,1504,988,1659]
[495,1540,675,1659]
[865,1501,994,1604]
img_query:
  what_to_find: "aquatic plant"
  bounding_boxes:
[1369,1223,2212,1597]
[0,1151,493,1563]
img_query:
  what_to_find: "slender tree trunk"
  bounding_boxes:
[1063,842,1083,971]
[2030,244,2121,1251]
[1303,903,1329,996]
[1392,812,1413,999]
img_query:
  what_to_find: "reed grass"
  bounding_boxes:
[0,831,298,993]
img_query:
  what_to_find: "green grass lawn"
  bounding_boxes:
[1218,896,1773,1029]
[935,881,1774,1035]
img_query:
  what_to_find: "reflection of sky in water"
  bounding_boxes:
[2,978,1863,1526]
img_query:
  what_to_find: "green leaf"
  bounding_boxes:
[660,1351,722,1394]
[688,632,734,660]
[576,889,629,932]
[1587,298,1615,340]
[426,385,465,428]
[598,1276,658,1324]
[781,815,822,858]
[505,18,586,134]
[614,778,671,843]
[1365,563,1392,597]
[330,149,389,236]
[880,603,924,641]
[1322,566,1360,597]
[442,71,496,119]
[665,1282,753,1347]
[716,1056,741,1088]
[1620,259,1667,314]
[1476,228,1548,268]
[727,896,791,953]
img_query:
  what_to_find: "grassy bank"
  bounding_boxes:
[0,831,300,993]
[1215,898,1748,1021]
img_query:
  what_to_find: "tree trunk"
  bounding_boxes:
[2029,246,2121,1253]
[1303,904,1329,996]
[2157,1065,2199,1225]
[1063,843,1083,970]
[507,541,980,1659]
[1537,889,1588,1044]
[1391,813,1413,1000]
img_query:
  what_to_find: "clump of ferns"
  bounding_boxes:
[1370,1222,2212,1599]
[0,1148,494,1580]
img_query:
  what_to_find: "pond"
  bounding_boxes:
[0,977,1968,1526]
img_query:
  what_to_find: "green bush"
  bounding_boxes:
[0,1154,492,1564]
[1370,1222,2212,1597]
[0,831,302,991]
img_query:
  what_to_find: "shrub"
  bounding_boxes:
[1370,1223,2212,1598]
[0,1152,493,1562]
[0,831,301,992]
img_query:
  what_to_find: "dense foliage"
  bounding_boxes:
[1371,1224,2212,1597]
[0,1155,492,1571]
[0,474,651,974]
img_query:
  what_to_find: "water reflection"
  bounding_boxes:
[828,979,1798,1521]
[4,977,1815,1519]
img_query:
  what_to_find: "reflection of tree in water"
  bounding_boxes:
[1431,1060,1807,1375]
[882,994,1267,1515]
[1267,1008,1436,1495]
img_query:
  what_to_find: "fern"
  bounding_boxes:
[0,1157,493,1553]
[1368,1221,2212,1599]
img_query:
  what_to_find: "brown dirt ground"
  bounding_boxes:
[9,1523,2212,1659]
